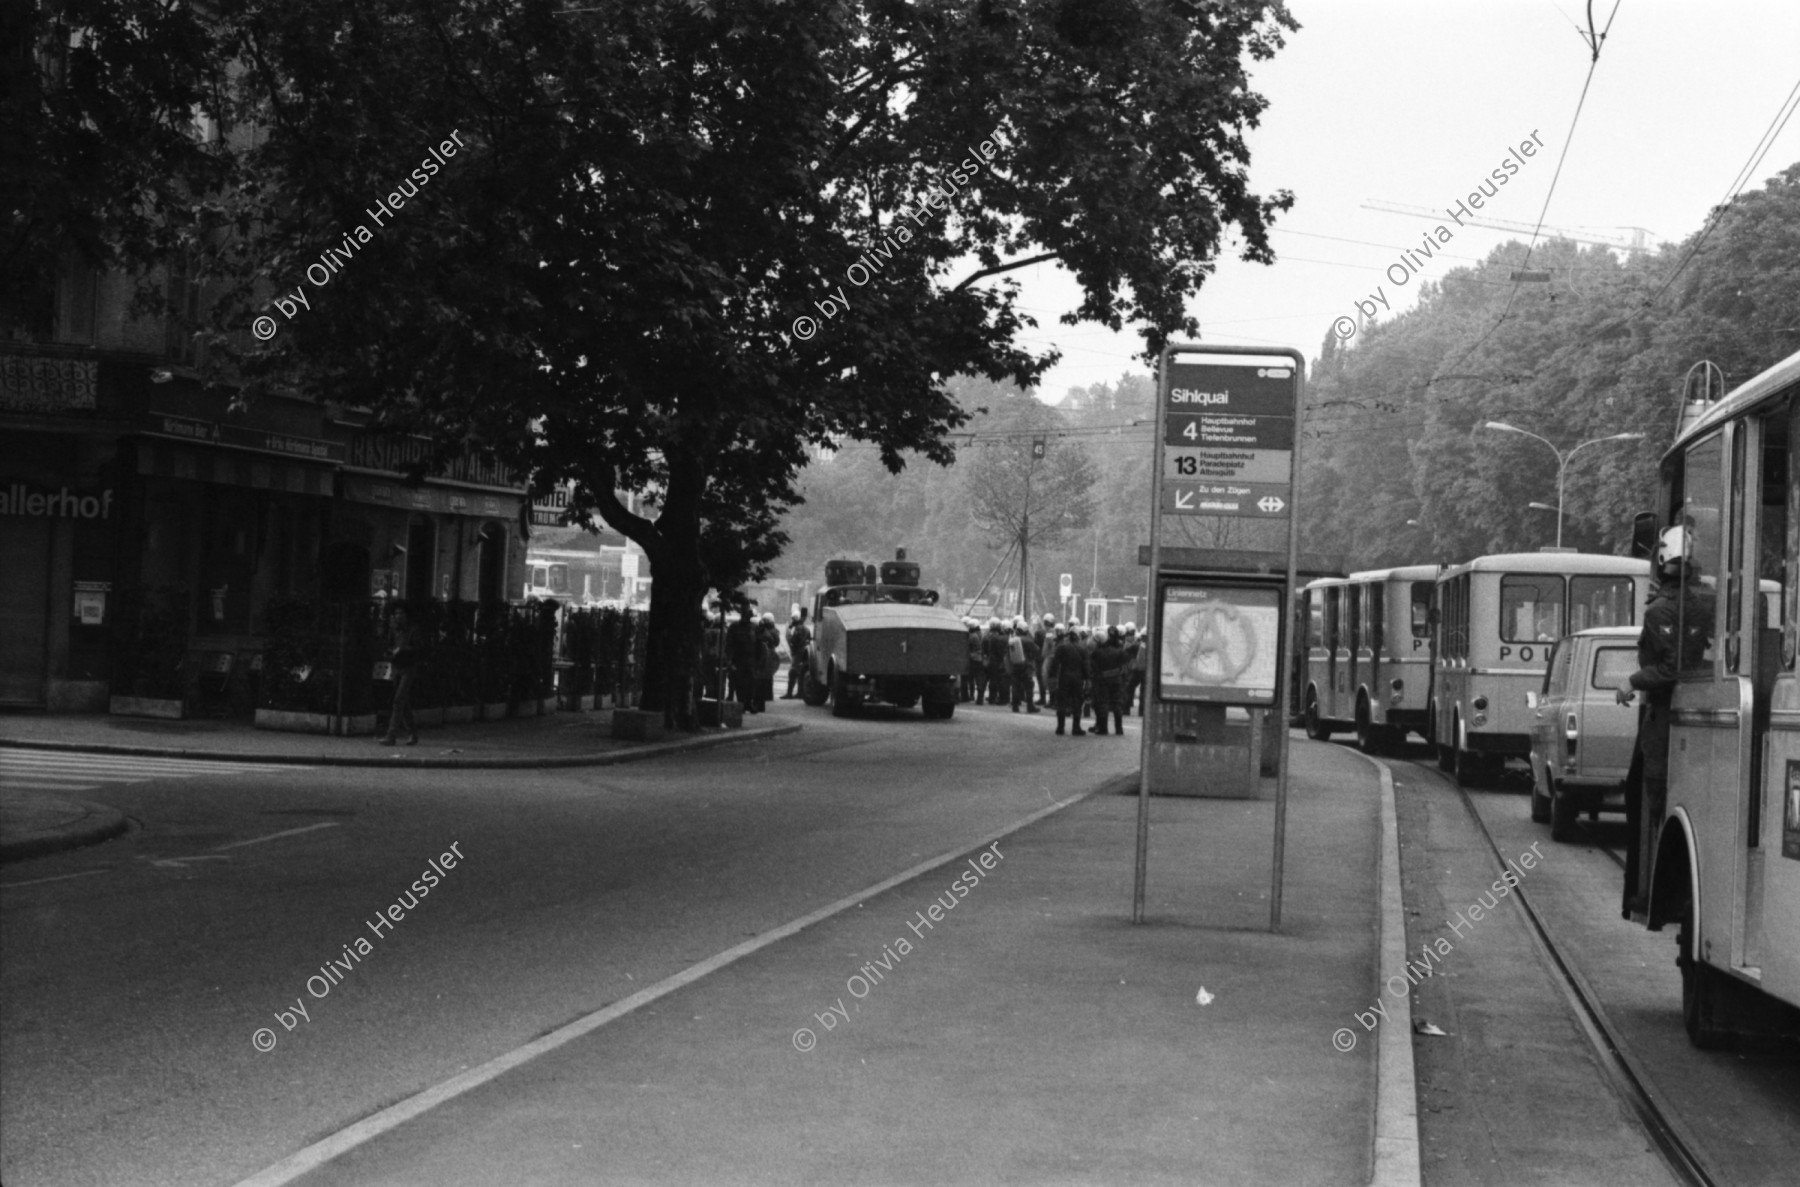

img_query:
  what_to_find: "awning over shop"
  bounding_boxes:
[136,438,334,497]
[340,473,523,520]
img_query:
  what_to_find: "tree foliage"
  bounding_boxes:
[1299,162,1800,569]
[22,0,1298,724]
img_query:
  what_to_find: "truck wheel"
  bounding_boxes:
[1549,779,1579,842]
[830,668,858,718]
[801,665,829,706]
[923,697,955,720]
[1679,906,1730,1050]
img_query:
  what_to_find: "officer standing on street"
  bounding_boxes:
[1047,624,1090,736]
[1009,621,1041,713]
[1089,625,1128,735]
[1616,526,1713,919]
[783,607,811,699]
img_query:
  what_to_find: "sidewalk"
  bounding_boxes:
[243,735,1414,1187]
[0,703,800,864]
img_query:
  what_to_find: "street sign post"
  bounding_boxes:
[1135,344,1304,932]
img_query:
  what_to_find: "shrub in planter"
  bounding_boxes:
[475,599,514,705]
[260,595,379,715]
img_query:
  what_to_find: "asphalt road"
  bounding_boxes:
[1381,743,1800,1187]
[0,699,1138,1187]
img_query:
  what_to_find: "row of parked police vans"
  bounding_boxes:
[1297,346,1799,1048]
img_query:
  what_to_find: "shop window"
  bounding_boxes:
[197,494,258,635]
[55,257,99,345]
[405,517,437,601]
[165,253,202,366]
[477,523,507,604]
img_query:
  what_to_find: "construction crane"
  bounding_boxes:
[1363,200,1655,254]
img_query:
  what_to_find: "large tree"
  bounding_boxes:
[963,393,1097,615]
[41,0,1296,725]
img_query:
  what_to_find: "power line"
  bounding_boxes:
[1439,0,1620,378]
[1637,71,1800,309]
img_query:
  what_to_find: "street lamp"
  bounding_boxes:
[1480,422,1646,548]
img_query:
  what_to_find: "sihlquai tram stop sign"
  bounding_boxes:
[1135,344,1305,930]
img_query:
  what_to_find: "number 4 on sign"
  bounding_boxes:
[1182,422,1197,440]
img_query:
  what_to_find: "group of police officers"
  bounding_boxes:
[960,614,1149,736]
[704,597,1155,737]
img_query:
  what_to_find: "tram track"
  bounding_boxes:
[1392,749,1722,1187]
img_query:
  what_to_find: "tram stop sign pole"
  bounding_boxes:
[1133,344,1305,931]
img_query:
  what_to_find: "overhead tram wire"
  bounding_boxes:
[1307,69,1800,442]
[1435,0,1622,381]
[1635,70,1800,310]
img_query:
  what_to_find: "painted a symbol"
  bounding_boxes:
[1172,599,1257,684]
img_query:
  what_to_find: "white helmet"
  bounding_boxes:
[1123,621,1136,633]
[1655,525,1694,576]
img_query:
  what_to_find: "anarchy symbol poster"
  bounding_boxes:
[1157,583,1281,706]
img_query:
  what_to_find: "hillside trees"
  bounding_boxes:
[154,0,1301,726]
[1300,161,1800,569]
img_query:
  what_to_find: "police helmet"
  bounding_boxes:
[1123,621,1136,633]
[1655,525,1695,578]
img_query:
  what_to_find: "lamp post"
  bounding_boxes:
[1479,423,1646,548]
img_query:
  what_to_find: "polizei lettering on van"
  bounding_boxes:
[1170,388,1230,406]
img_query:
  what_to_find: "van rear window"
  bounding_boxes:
[1592,647,1637,690]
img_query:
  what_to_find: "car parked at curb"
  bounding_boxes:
[1527,625,1640,842]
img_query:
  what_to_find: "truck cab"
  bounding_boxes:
[803,552,965,719]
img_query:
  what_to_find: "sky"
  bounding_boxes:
[1011,0,1800,402]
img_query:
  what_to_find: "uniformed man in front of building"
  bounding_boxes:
[1616,525,1713,919]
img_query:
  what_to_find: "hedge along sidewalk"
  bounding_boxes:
[0,708,801,770]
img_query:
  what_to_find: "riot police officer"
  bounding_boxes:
[1616,526,1713,919]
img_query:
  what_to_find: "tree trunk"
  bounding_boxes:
[641,544,705,730]
[588,451,709,731]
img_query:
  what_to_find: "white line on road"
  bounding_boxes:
[231,783,1104,1187]
[213,822,340,851]
[0,868,114,889]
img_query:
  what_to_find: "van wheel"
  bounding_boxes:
[1305,691,1330,741]
[1355,697,1385,755]
[1679,906,1729,1050]
[1529,769,1551,823]
[1549,780,1579,842]
[1452,741,1482,788]
[800,665,829,706]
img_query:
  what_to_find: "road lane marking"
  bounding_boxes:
[230,782,1107,1187]
[0,868,114,889]
[213,822,340,851]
